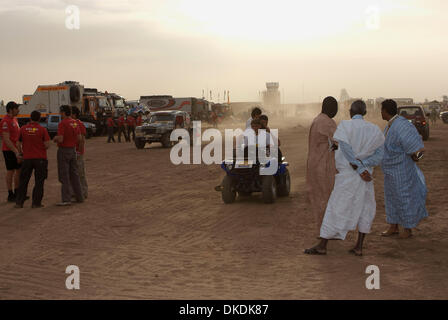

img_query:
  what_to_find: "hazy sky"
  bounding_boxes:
[1,0,447,104]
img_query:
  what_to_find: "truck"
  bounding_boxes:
[81,88,115,135]
[134,110,192,149]
[0,81,85,126]
[139,95,209,121]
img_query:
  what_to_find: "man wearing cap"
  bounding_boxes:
[1,101,21,202]
[15,111,50,208]
[53,105,84,206]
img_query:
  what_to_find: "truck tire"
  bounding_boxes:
[262,175,276,204]
[277,168,291,197]
[70,86,81,103]
[222,175,236,204]
[135,138,146,149]
[161,133,172,148]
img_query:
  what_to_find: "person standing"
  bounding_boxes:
[246,107,262,129]
[117,113,128,143]
[136,112,143,127]
[71,107,88,199]
[430,108,437,125]
[305,96,338,235]
[107,115,116,143]
[53,105,84,206]
[15,111,50,208]
[1,101,21,202]
[380,99,428,239]
[127,114,136,142]
[305,100,385,256]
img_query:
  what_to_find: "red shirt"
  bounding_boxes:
[57,118,80,148]
[75,119,86,155]
[19,122,50,159]
[1,115,20,151]
[107,117,115,127]
[117,116,125,127]
[127,116,136,127]
[136,116,143,126]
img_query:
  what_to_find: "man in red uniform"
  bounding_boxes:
[106,116,116,143]
[117,113,128,143]
[71,107,88,199]
[15,111,50,208]
[1,101,21,202]
[53,105,84,206]
[136,112,143,127]
[127,114,136,142]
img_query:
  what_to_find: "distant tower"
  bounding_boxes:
[340,88,350,103]
[262,82,281,107]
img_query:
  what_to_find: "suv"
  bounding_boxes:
[397,106,429,140]
[134,110,192,149]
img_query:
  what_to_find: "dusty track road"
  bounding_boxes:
[0,119,447,299]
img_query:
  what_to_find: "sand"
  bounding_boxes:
[0,118,447,299]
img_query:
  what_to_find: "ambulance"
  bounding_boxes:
[0,81,84,126]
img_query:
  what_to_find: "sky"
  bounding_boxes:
[0,0,447,104]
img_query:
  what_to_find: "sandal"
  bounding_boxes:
[304,247,327,255]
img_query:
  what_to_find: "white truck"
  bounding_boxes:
[0,81,84,126]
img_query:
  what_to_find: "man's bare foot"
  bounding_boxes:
[381,225,399,237]
[304,245,327,255]
[399,228,412,239]
[348,248,363,256]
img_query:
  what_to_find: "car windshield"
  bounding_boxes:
[399,107,423,117]
[149,114,174,123]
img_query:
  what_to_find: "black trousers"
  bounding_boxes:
[127,126,135,141]
[107,127,116,142]
[118,126,129,142]
[16,159,48,206]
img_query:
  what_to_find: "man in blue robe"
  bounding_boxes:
[380,99,428,239]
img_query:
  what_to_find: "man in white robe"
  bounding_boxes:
[305,100,385,256]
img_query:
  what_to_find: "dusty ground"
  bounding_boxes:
[0,116,447,299]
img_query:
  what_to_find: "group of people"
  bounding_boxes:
[1,102,89,207]
[304,97,428,256]
[106,112,144,143]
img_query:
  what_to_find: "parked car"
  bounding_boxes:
[397,106,430,140]
[440,111,448,124]
[134,110,192,149]
[40,114,96,139]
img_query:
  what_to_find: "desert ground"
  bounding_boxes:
[0,115,447,299]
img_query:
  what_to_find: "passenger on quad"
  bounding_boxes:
[246,107,262,130]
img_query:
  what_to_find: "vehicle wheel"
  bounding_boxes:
[161,133,172,148]
[422,127,429,141]
[277,168,291,197]
[135,138,146,149]
[262,175,276,204]
[222,175,236,204]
